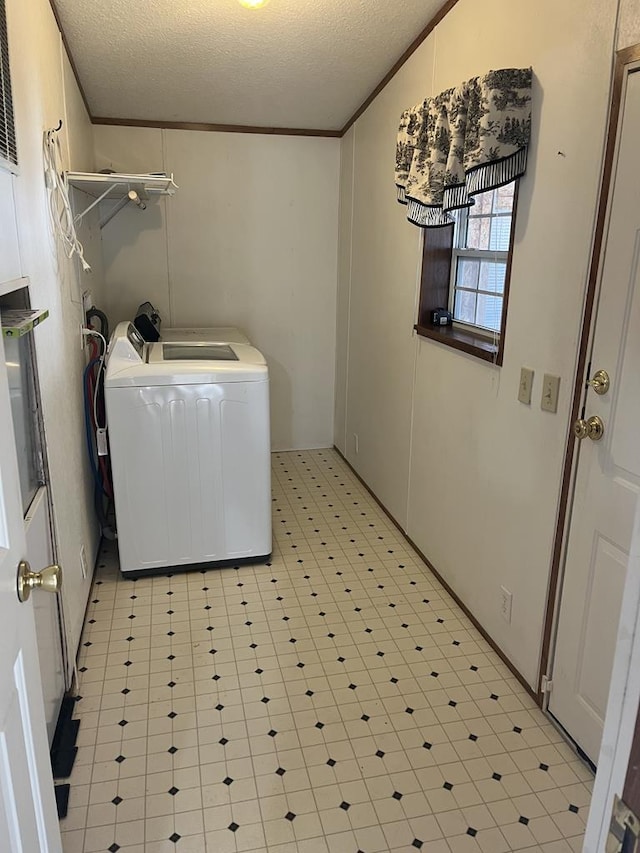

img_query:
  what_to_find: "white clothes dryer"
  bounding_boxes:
[105,322,271,576]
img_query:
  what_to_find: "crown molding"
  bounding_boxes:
[91,116,342,138]
[340,0,461,135]
[48,0,92,118]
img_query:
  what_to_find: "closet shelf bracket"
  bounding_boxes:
[66,171,178,229]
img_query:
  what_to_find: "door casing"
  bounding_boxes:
[540,45,640,703]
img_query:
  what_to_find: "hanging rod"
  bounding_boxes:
[66,171,178,227]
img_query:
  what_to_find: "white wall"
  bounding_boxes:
[618,0,640,48]
[93,126,340,451]
[336,0,619,687]
[4,0,105,667]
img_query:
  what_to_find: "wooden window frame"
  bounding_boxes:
[414,181,519,366]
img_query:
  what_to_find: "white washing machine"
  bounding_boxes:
[161,327,250,344]
[105,322,271,576]
[132,301,250,346]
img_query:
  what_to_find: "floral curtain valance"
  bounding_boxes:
[396,67,532,228]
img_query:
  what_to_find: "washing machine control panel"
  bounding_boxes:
[127,324,145,359]
[107,322,146,365]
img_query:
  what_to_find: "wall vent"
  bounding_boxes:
[0,0,17,167]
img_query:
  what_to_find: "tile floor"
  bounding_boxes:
[60,449,593,853]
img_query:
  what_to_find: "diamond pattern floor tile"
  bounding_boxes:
[60,449,592,852]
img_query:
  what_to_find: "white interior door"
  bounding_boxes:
[0,327,61,848]
[26,487,65,747]
[549,68,640,766]
[6,324,67,748]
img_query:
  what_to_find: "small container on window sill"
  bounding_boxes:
[431,308,453,327]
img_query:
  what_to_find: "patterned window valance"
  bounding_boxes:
[396,68,532,227]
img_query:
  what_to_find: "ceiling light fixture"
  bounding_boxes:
[238,0,269,8]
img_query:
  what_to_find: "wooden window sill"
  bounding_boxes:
[414,323,502,365]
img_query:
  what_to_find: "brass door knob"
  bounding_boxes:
[587,415,605,440]
[573,415,605,442]
[573,418,588,439]
[586,369,610,395]
[17,560,62,603]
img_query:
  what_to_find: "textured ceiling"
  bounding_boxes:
[53,0,449,130]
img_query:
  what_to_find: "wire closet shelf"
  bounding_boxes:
[67,172,178,229]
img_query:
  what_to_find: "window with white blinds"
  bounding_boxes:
[0,0,17,167]
[449,182,516,333]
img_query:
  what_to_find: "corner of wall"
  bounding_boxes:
[334,127,356,454]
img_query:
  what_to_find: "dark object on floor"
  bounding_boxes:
[50,694,80,779]
[54,784,70,819]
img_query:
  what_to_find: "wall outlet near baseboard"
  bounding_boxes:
[500,586,513,623]
[79,544,88,579]
[353,433,359,455]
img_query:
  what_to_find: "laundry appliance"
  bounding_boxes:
[132,301,250,345]
[161,326,250,344]
[105,321,271,576]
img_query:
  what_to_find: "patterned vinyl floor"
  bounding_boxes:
[59,449,592,853]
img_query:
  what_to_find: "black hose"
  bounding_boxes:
[94,485,116,540]
[83,307,116,538]
[85,307,109,342]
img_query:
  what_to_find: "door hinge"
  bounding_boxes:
[541,675,553,694]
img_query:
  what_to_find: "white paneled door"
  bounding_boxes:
[550,68,640,765]
[0,328,62,848]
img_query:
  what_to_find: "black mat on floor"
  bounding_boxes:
[50,694,80,780]
[54,784,70,819]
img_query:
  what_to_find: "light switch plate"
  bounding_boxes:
[541,374,560,413]
[518,367,534,405]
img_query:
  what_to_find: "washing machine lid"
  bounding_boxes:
[159,343,239,361]
[106,323,267,387]
[161,326,250,344]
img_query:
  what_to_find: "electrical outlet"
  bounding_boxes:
[353,433,359,455]
[80,544,88,579]
[500,586,513,623]
[82,290,93,315]
[541,374,561,413]
[518,367,534,405]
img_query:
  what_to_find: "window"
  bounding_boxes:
[450,183,515,332]
[0,0,17,167]
[415,181,518,365]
